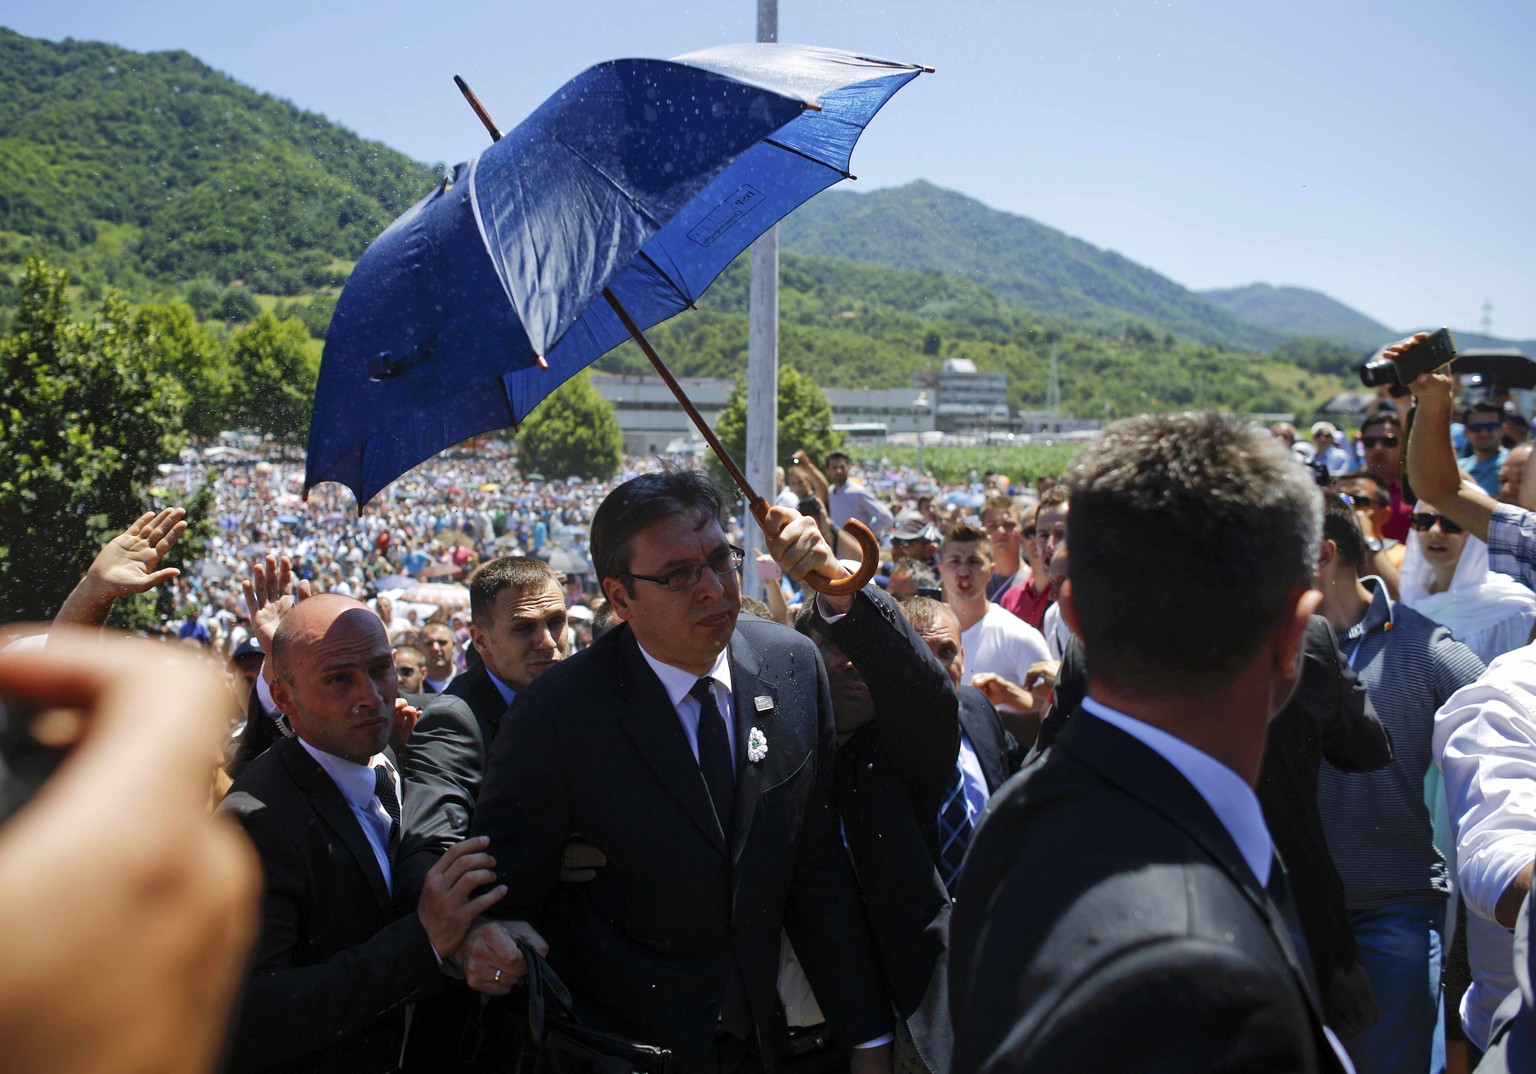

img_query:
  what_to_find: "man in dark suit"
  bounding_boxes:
[396,557,567,1069]
[949,411,1351,1073]
[791,586,1017,1074]
[220,594,504,1073]
[398,556,566,893]
[462,471,892,1074]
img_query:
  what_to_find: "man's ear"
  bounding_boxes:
[468,622,490,661]
[601,576,633,622]
[270,676,298,721]
[1317,537,1337,576]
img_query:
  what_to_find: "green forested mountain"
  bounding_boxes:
[1200,283,1394,351]
[0,28,1355,420]
[0,28,435,295]
[777,180,1283,351]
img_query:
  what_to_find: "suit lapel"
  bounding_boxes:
[277,738,394,915]
[727,637,775,863]
[1057,713,1327,1021]
[613,629,729,855]
[957,687,1009,793]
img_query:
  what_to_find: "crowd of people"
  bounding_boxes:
[7,335,1536,1074]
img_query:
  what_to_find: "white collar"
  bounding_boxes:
[638,643,733,709]
[1080,697,1272,887]
[297,737,391,812]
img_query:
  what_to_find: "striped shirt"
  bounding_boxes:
[1317,578,1485,908]
[1487,503,1536,592]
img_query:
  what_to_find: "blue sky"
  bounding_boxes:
[7,0,1535,339]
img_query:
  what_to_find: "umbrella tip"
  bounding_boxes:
[535,354,549,370]
[802,101,823,112]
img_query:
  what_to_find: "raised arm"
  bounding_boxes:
[53,508,187,628]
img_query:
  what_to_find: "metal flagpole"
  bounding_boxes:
[743,0,779,602]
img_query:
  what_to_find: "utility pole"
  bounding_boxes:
[743,0,778,601]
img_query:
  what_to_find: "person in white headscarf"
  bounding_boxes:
[1399,500,1536,665]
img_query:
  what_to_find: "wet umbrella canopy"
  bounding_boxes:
[305,44,926,506]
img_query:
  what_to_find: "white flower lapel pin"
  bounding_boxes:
[747,726,768,764]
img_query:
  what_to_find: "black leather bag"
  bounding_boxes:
[515,939,671,1074]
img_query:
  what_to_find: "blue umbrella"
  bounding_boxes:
[306,44,925,511]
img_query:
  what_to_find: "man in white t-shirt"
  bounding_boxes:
[938,524,1050,696]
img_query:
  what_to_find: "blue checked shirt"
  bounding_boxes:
[1488,504,1536,592]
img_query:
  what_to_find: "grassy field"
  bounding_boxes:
[853,442,1084,486]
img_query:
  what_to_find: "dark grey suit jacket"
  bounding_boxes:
[950,712,1346,1074]
[397,664,507,901]
[470,617,890,1074]
[220,736,442,1073]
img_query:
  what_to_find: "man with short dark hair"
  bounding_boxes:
[418,622,458,694]
[1315,493,1484,1074]
[393,644,427,696]
[937,525,1049,695]
[950,412,1350,1073]
[1358,412,1412,541]
[221,595,503,1072]
[1463,400,1510,497]
[826,450,894,540]
[463,471,892,1074]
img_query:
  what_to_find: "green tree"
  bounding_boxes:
[133,301,230,440]
[0,259,189,620]
[226,312,318,445]
[516,371,623,481]
[711,365,844,489]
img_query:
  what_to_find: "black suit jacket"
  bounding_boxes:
[1032,617,1390,1037]
[956,686,1020,795]
[397,665,508,901]
[470,617,890,1074]
[950,713,1345,1074]
[220,736,442,1073]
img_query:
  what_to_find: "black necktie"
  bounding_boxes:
[373,763,401,867]
[690,678,736,842]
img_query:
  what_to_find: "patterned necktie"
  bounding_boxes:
[937,757,976,893]
[690,678,736,842]
[373,763,401,866]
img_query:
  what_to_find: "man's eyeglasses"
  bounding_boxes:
[1409,513,1464,535]
[1339,493,1378,509]
[1022,528,1037,540]
[1361,435,1399,449]
[984,520,1019,532]
[1466,422,1502,433]
[621,546,745,591]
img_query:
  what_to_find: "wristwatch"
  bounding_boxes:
[1364,536,1385,554]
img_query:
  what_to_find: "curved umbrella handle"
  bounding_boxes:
[750,502,879,596]
[802,518,880,595]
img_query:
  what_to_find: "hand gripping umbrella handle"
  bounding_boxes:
[749,501,879,596]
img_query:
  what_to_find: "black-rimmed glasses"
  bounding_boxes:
[1409,513,1464,535]
[621,546,745,591]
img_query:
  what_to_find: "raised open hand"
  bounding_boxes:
[242,555,312,658]
[91,508,188,596]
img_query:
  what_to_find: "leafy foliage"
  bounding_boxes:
[0,259,188,620]
[711,366,845,487]
[867,443,1082,486]
[516,371,623,481]
[225,312,320,445]
[0,28,436,294]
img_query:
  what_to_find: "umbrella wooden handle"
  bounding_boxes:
[750,503,879,596]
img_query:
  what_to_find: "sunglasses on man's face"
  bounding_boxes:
[1361,435,1399,449]
[1409,513,1464,535]
[1466,422,1502,433]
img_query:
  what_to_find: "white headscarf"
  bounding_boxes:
[1399,526,1536,664]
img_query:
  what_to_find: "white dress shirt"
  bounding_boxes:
[1081,697,1272,887]
[297,738,399,894]
[1433,645,1536,1048]
[637,644,737,766]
